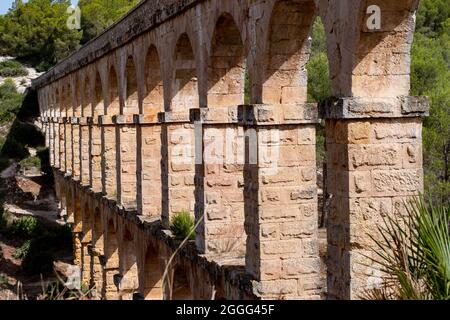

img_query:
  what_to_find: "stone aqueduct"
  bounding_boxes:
[34,0,429,300]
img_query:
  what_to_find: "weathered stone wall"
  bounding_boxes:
[35,0,427,300]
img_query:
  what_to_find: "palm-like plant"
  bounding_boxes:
[364,197,450,300]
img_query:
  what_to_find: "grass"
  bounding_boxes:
[170,211,196,241]
[0,60,28,78]
[364,196,450,300]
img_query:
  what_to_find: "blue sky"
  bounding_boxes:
[0,0,79,15]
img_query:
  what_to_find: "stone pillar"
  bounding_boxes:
[103,268,120,300]
[316,0,426,299]
[190,107,245,255]
[114,115,137,209]
[322,98,428,299]
[65,119,73,175]
[71,118,81,180]
[103,220,120,300]
[99,116,117,199]
[44,119,49,148]
[240,104,321,299]
[89,247,104,297]
[159,112,195,228]
[89,119,102,192]
[53,118,61,169]
[59,120,65,172]
[135,115,162,217]
[79,118,90,185]
[73,232,83,267]
[81,242,92,286]
[48,120,55,166]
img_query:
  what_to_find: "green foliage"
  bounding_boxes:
[0,0,82,70]
[40,280,91,300]
[0,79,23,124]
[306,18,330,167]
[415,0,450,38]
[13,239,31,259]
[9,216,40,238]
[307,18,330,103]
[20,155,42,170]
[364,197,450,300]
[170,211,196,240]
[78,0,139,44]
[0,60,28,77]
[412,2,450,207]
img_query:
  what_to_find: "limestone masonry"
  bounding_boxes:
[34,0,428,300]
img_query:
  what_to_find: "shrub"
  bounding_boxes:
[13,240,31,259]
[170,211,196,240]
[0,60,28,77]
[364,197,450,300]
[0,79,23,124]
[19,156,41,170]
[9,216,40,238]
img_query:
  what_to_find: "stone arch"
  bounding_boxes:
[54,86,60,117]
[107,65,120,115]
[103,218,120,300]
[143,45,164,116]
[80,200,92,285]
[59,79,69,117]
[171,33,199,113]
[68,78,75,117]
[125,55,139,115]
[352,1,418,98]
[171,263,193,300]
[119,228,139,299]
[142,244,164,300]
[262,0,316,106]
[89,206,104,296]
[207,12,247,108]
[81,72,91,117]
[93,71,104,116]
[315,0,419,98]
[74,75,82,116]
